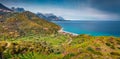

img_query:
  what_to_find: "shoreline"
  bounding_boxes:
[58,28,79,36]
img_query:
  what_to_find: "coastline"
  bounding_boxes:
[58,28,79,36]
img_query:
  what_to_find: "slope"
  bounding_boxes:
[0,11,61,38]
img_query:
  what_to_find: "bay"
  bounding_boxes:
[53,21,120,37]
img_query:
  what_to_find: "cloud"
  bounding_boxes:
[89,0,120,14]
[1,0,119,20]
[27,6,119,20]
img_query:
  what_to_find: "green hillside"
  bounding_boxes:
[0,12,120,59]
[62,35,120,59]
[0,34,120,59]
[0,11,60,38]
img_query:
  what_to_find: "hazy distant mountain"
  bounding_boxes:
[0,3,12,12]
[44,13,65,21]
[11,7,25,13]
[37,13,65,21]
[58,16,65,20]
[36,13,49,21]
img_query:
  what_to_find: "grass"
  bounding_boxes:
[1,11,120,59]
[0,34,120,59]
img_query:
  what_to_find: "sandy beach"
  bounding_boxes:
[58,28,79,36]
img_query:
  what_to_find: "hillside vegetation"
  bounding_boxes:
[0,34,120,59]
[0,11,60,38]
[0,12,120,59]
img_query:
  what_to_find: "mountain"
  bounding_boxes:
[44,13,65,21]
[11,7,25,13]
[58,16,65,20]
[0,11,61,38]
[0,3,12,13]
[36,13,49,21]
[37,13,65,21]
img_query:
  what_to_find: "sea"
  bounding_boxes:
[52,21,120,37]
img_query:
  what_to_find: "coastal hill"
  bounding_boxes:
[0,3,61,38]
[0,11,61,38]
[0,3,120,59]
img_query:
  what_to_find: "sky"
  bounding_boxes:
[0,0,120,20]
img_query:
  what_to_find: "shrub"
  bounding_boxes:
[63,53,75,59]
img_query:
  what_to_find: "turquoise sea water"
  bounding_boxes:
[53,21,120,37]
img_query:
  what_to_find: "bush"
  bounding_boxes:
[110,52,120,56]
[63,53,75,59]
